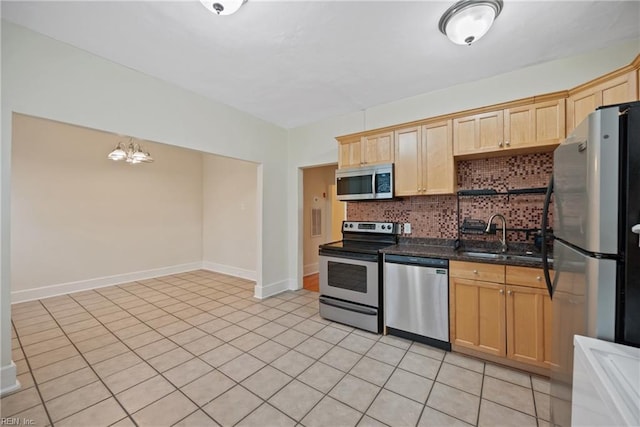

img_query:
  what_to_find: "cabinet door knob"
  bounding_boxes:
[473,270,478,274]
[499,289,504,294]
[507,290,512,295]
[505,140,510,146]
[536,276,541,281]
[498,141,503,147]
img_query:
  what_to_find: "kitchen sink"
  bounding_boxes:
[458,251,507,260]
[508,254,542,262]
[458,251,551,264]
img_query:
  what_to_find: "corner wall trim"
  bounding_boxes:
[201,262,256,281]
[254,279,290,299]
[10,262,203,304]
[0,362,20,397]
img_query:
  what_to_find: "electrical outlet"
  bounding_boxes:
[404,223,411,234]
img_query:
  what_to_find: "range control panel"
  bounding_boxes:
[342,221,399,234]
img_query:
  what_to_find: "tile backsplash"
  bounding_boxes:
[347,152,554,243]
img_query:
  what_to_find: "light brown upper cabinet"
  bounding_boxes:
[394,126,421,196]
[423,121,455,194]
[338,135,362,169]
[504,99,566,150]
[567,70,638,133]
[362,131,394,166]
[394,120,455,197]
[453,110,504,156]
[338,131,394,169]
[454,98,565,158]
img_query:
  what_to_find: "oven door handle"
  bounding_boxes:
[318,251,379,263]
[319,297,377,316]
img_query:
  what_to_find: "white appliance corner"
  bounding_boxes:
[0,362,20,397]
[303,262,319,277]
[254,278,292,299]
[201,261,257,281]
[10,262,203,303]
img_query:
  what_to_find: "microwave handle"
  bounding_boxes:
[371,173,376,195]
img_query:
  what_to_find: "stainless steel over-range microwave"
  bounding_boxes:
[336,163,393,201]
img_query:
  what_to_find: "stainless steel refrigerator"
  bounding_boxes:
[543,101,640,426]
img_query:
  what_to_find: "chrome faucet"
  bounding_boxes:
[486,213,508,253]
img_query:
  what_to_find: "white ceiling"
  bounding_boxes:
[2,1,639,129]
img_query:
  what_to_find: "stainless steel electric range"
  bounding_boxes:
[318,221,400,333]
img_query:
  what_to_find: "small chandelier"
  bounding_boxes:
[199,0,247,16]
[107,138,154,164]
[439,0,503,46]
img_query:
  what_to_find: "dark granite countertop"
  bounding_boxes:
[382,238,553,269]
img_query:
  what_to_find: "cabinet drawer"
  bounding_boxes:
[506,266,554,289]
[450,261,505,283]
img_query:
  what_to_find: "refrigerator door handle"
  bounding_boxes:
[632,224,640,247]
[542,176,555,298]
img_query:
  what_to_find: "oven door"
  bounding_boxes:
[319,251,379,308]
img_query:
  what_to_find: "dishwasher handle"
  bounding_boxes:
[384,254,448,269]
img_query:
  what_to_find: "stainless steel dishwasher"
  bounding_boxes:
[384,254,450,350]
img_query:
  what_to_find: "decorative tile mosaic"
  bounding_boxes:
[347,152,554,243]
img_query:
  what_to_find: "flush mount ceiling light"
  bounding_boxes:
[107,138,154,165]
[199,0,247,16]
[439,0,503,46]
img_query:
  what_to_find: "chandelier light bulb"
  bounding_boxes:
[107,143,127,161]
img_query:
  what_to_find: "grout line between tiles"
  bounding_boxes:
[475,359,487,426]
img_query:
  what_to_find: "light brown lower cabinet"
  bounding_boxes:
[450,277,506,357]
[450,262,554,370]
[505,285,553,368]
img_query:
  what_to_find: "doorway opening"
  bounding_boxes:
[9,113,260,302]
[301,164,345,292]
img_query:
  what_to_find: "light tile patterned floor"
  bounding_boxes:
[2,270,552,426]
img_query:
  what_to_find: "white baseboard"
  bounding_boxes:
[303,263,319,277]
[201,261,256,281]
[11,262,203,304]
[0,362,20,397]
[254,279,290,299]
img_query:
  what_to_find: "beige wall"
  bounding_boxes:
[303,165,339,275]
[11,114,204,299]
[202,155,257,278]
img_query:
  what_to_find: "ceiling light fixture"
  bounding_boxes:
[199,0,247,16]
[107,138,154,164]
[439,0,503,46]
